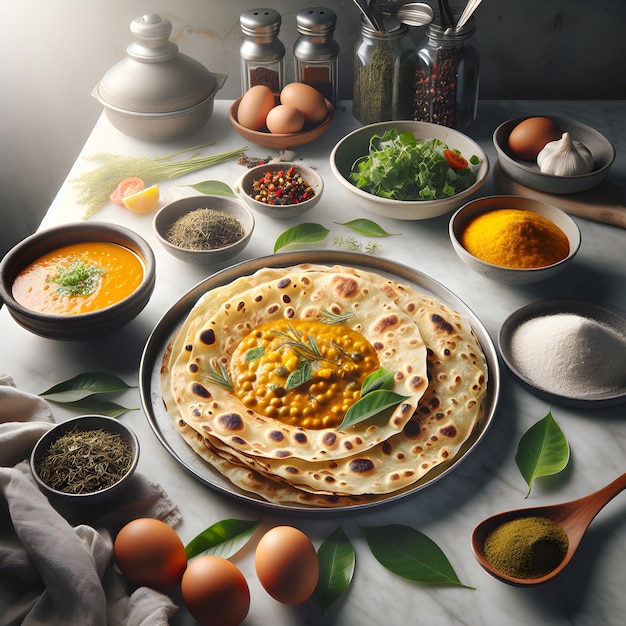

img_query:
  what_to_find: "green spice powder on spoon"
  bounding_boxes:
[483,516,569,579]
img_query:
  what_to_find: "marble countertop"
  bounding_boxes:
[2,100,626,626]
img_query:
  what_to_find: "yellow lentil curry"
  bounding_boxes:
[230,319,380,429]
[12,242,144,315]
[461,208,570,269]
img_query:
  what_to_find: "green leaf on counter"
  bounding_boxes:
[315,525,355,613]
[274,223,330,252]
[39,372,134,403]
[185,518,261,560]
[336,218,399,237]
[52,396,138,418]
[185,180,235,196]
[515,409,570,498]
[360,524,475,589]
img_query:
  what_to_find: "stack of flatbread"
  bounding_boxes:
[160,264,488,508]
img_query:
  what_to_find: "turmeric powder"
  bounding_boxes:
[461,208,570,268]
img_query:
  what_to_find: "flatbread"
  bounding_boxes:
[169,265,430,462]
[161,263,488,506]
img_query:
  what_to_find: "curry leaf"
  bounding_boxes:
[360,524,475,589]
[361,367,396,395]
[185,518,261,560]
[274,223,330,252]
[315,525,355,613]
[185,180,235,196]
[48,396,138,418]
[515,409,570,498]
[39,372,134,402]
[337,389,409,430]
[336,219,399,237]
[286,361,313,390]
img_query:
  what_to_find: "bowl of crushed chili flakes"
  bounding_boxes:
[233,162,323,219]
[30,415,140,506]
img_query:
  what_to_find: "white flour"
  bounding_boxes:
[509,312,626,398]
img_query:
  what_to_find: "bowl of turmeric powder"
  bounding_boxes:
[449,196,581,284]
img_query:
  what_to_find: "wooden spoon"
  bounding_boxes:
[471,472,626,586]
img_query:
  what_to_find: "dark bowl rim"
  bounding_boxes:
[153,194,255,255]
[29,414,140,500]
[0,221,156,324]
[492,116,616,180]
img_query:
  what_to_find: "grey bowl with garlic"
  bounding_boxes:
[493,116,615,194]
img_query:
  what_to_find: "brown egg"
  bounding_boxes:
[255,526,319,605]
[237,85,276,131]
[280,83,328,125]
[507,117,562,160]
[113,518,187,591]
[266,104,305,134]
[181,556,250,626]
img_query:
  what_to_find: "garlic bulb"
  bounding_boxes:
[537,132,594,176]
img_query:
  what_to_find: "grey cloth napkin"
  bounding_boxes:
[0,373,181,625]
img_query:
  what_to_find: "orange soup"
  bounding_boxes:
[12,241,145,315]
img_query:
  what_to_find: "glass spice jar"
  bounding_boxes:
[413,12,479,129]
[293,7,339,104]
[353,17,416,125]
[240,8,285,94]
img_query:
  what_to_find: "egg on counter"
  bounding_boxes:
[236,84,275,131]
[280,82,328,125]
[255,525,319,605]
[265,104,305,134]
[113,518,188,591]
[181,556,250,626]
[507,117,562,160]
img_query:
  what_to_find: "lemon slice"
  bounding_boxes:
[122,184,160,213]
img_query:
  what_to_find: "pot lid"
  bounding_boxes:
[97,14,217,113]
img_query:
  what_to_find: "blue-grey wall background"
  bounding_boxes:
[1,0,624,256]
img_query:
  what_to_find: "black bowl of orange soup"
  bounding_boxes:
[0,222,155,340]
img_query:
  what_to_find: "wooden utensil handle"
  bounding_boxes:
[493,161,626,229]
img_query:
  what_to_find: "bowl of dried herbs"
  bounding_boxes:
[153,195,254,264]
[30,415,140,505]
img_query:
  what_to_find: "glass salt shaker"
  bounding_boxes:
[293,7,339,105]
[353,16,416,125]
[240,8,285,94]
[413,11,479,129]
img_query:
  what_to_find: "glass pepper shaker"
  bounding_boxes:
[240,8,285,94]
[413,10,480,129]
[293,7,339,104]
[353,16,416,125]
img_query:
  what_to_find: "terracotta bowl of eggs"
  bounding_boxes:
[493,116,615,194]
[30,414,140,506]
[0,222,156,340]
[229,83,334,150]
[449,195,581,285]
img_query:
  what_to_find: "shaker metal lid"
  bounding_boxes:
[96,14,217,114]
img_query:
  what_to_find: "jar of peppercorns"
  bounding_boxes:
[240,8,285,94]
[412,11,479,129]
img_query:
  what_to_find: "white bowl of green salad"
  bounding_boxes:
[330,121,489,220]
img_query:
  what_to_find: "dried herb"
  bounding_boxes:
[36,426,133,494]
[166,208,245,251]
[48,259,103,296]
[483,516,569,579]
